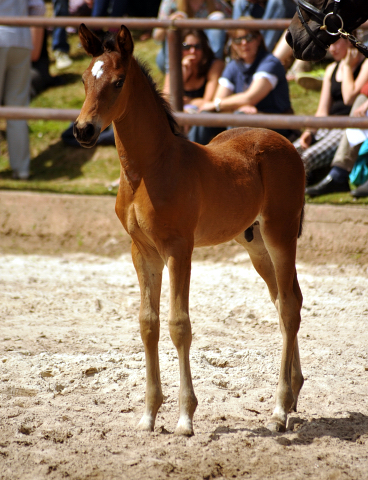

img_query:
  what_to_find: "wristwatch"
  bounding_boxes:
[214,97,222,112]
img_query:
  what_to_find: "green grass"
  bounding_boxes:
[0,32,164,195]
[0,31,366,204]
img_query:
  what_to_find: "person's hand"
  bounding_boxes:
[343,48,360,69]
[237,105,258,114]
[199,101,215,112]
[182,54,196,81]
[184,104,199,114]
[169,11,187,20]
[353,100,368,117]
[300,130,313,150]
[182,54,196,67]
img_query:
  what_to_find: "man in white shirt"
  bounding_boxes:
[0,0,45,180]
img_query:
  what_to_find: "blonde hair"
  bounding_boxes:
[177,0,216,17]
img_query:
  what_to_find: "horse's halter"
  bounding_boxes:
[296,0,368,57]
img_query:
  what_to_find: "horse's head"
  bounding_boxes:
[286,0,368,61]
[286,0,328,61]
[73,24,134,148]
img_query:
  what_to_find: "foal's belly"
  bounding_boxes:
[193,210,259,248]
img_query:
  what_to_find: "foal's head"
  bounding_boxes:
[73,24,134,147]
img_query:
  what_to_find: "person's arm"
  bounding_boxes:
[299,62,334,149]
[153,0,171,42]
[28,0,46,62]
[352,97,368,117]
[199,81,232,111]
[314,62,334,118]
[153,1,185,43]
[190,59,224,107]
[341,54,368,105]
[200,76,273,112]
[31,26,44,62]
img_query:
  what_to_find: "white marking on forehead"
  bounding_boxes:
[92,60,104,79]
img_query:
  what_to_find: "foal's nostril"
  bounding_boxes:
[73,122,79,138]
[85,123,95,139]
[73,122,95,142]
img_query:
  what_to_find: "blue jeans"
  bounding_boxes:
[91,0,129,17]
[232,0,265,19]
[261,0,296,51]
[206,27,227,61]
[52,0,69,53]
[233,0,296,51]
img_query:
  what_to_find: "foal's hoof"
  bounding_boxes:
[266,421,286,433]
[174,417,194,436]
[137,414,154,432]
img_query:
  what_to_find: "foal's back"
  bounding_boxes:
[186,127,305,248]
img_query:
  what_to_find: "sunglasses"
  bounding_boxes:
[182,43,202,51]
[232,33,258,45]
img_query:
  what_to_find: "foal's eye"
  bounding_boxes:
[115,78,125,88]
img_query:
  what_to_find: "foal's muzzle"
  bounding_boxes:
[73,121,101,148]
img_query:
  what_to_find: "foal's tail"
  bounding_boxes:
[298,200,305,239]
[297,148,306,239]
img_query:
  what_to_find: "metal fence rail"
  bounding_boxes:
[1,17,368,130]
[1,16,368,29]
[0,16,293,29]
[2,106,368,130]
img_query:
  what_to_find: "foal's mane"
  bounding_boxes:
[137,60,184,138]
[103,35,183,138]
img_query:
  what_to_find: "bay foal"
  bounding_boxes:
[74,24,306,435]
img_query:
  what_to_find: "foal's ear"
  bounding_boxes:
[78,23,104,57]
[116,25,134,59]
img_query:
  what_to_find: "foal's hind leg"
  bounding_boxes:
[131,241,165,432]
[260,218,303,432]
[236,223,304,431]
[166,238,198,436]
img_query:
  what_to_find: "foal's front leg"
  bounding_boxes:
[131,242,165,432]
[167,239,198,436]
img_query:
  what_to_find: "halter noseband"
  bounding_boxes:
[296,0,343,50]
[296,0,368,56]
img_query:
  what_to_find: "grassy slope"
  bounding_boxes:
[0,30,366,204]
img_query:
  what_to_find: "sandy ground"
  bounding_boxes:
[1,193,368,479]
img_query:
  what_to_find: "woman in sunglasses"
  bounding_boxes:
[153,0,232,74]
[190,19,295,144]
[163,29,224,113]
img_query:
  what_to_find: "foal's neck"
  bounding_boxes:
[113,58,175,173]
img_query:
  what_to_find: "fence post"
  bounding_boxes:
[167,26,183,112]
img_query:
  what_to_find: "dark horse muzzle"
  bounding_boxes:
[287,0,368,60]
[73,121,101,148]
[296,0,344,49]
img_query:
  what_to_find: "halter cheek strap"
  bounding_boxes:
[296,0,368,58]
[297,0,327,23]
[296,1,331,50]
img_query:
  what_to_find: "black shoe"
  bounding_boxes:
[350,179,368,198]
[305,174,350,197]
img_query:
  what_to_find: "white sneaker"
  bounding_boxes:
[12,171,29,180]
[296,74,323,91]
[55,50,72,70]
